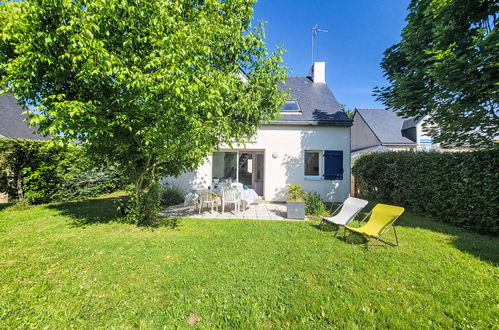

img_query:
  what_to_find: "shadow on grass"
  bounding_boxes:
[310,221,369,246]
[47,196,183,229]
[311,204,498,262]
[47,196,125,227]
[397,212,499,266]
[0,203,14,212]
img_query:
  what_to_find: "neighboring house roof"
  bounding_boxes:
[351,145,391,160]
[355,108,415,145]
[0,93,49,140]
[270,76,352,126]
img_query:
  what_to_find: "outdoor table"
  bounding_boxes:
[184,186,260,211]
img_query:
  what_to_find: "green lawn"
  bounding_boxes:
[1,195,498,328]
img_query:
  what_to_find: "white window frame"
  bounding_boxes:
[304,150,323,180]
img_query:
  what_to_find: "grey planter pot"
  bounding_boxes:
[287,201,305,220]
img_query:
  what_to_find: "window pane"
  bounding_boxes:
[305,151,319,176]
[281,100,300,111]
[212,152,237,183]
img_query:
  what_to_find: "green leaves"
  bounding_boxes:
[0,0,286,223]
[376,0,498,147]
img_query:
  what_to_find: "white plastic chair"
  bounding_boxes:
[231,182,244,192]
[320,197,368,235]
[222,187,241,214]
[197,189,218,214]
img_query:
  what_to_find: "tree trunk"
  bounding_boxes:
[16,173,24,203]
[131,155,159,225]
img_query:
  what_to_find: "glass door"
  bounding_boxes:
[254,153,264,196]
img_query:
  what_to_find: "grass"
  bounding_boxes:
[0,195,498,328]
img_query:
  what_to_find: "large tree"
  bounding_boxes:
[0,0,286,224]
[376,0,498,147]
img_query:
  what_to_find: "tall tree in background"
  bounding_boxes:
[0,0,286,224]
[376,0,498,146]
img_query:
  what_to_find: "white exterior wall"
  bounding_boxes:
[416,117,438,151]
[164,125,351,203]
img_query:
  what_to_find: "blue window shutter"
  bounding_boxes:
[323,150,343,180]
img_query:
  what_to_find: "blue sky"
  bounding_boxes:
[252,0,410,110]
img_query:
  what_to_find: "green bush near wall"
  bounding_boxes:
[352,149,499,236]
[0,138,124,204]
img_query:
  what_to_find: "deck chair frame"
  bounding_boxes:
[319,199,366,237]
[345,210,401,250]
[318,201,343,230]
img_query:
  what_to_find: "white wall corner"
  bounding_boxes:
[311,62,326,83]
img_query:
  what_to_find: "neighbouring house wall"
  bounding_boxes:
[164,125,351,203]
[401,127,417,143]
[351,112,380,151]
[416,118,437,151]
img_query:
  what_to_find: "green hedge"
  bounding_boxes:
[0,138,124,204]
[352,150,499,236]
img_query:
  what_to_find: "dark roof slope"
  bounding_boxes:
[356,108,415,145]
[0,93,49,140]
[270,77,352,126]
[401,117,424,130]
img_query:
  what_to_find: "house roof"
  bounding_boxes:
[0,93,49,140]
[355,108,415,145]
[269,77,352,126]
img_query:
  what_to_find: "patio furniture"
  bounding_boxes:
[345,203,405,250]
[231,182,244,192]
[320,197,368,235]
[239,188,260,212]
[197,189,218,214]
[222,187,241,214]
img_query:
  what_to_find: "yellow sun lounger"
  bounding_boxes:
[345,203,405,250]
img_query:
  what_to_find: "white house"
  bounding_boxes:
[164,62,353,203]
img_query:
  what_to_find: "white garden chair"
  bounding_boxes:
[222,187,241,214]
[197,189,218,214]
[320,197,368,236]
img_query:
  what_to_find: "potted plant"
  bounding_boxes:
[287,184,306,219]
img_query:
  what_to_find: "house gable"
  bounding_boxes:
[351,111,381,151]
[269,63,352,127]
[355,108,415,147]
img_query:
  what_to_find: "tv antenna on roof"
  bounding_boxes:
[311,25,328,63]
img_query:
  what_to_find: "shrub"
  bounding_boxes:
[160,184,185,207]
[305,192,327,216]
[352,149,499,236]
[287,184,306,202]
[121,182,161,226]
[0,138,125,204]
[54,168,124,201]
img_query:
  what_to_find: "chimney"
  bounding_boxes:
[311,61,326,83]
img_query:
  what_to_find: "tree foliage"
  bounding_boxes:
[376,0,498,147]
[0,0,287,224]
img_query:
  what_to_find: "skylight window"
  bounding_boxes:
[281,100,301,112]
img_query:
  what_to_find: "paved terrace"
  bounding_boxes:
[161,201,307,221]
